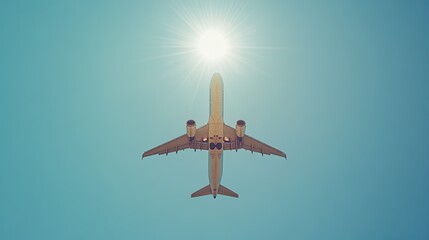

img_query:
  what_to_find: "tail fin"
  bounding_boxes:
[191,185,211,198]
[218,185,239,198]
[191,184,239,198]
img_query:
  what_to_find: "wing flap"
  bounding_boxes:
[142,124,209,158]
[241,135,287,158]
[223,124,287,158]
[142,134,189,158]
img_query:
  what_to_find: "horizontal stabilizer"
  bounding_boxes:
[218,185,239,198]
[191,185,211,198]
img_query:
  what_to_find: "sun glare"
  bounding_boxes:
[196,29,230,61]
[157,1,266,82]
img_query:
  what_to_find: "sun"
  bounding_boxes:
[196,29,230,61]
[156,1,266,81]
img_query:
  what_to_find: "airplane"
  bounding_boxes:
[142,73,287,198]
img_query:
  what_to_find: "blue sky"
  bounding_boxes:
[1,0,429,239]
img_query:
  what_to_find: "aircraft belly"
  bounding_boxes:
[209,153,223,190]
[208,73,224,194]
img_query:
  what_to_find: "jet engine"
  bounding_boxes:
[235,120,246,141]
[186,120,196,142]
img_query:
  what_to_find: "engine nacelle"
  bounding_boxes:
[235,120,246,141]
[186,120,196,141]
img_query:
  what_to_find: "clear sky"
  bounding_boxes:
[1,0,429,239]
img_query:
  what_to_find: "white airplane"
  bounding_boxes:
[142,73,287,198]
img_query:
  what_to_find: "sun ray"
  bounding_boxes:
[154,0,272,88]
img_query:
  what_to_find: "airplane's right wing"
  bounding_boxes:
[142,124,209,158]
[223,124,287,159]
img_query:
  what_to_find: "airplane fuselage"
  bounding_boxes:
[208,73,224,198]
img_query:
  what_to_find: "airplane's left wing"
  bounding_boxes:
[142,124,209,158]
[223,124,287,159]
[240,134,287,159]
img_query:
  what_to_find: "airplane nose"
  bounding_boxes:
[211,72,222,82]
[212,72,221,78]
[210,73,223,87]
